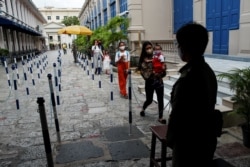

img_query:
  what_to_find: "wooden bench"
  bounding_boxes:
[150,126,234,167]
[150,125,172,167]
[213,158,235,167]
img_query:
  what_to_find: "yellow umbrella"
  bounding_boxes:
[57,25,92,35]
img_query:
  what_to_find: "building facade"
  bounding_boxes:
[79,0,250,57]
[39,7,81,50]
[0,0,47,59]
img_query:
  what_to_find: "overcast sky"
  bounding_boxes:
[32,0,86,8]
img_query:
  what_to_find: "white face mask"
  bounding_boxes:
[178,48,183,60]
[119,46,125,50]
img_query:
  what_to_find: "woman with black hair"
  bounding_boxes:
[115,41,130,98]
[138,41,166,124]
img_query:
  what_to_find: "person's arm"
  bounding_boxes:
[115,52,119,63]
[127,51,130,69]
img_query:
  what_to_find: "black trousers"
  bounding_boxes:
[143,79,164,119]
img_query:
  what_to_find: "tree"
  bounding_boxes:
[90,16,129,48]
[75,16,129,55]
[61,16,80,26]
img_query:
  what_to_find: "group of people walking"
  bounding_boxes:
[91,40,111,75]
[86,22,220,167]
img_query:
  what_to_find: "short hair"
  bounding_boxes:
[176,22,208,57]
[118,41,125,47]
[154,44,162,50]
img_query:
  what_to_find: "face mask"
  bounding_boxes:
[146,49,153,54]
[119,46,125,50]
[154,51,161,55]
[178,48,183,59]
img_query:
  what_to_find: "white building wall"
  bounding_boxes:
[0,0,46,55]
[78,0,250,57]
[239,0,250,56]
[39,7,81,50]
[39,7,81,23]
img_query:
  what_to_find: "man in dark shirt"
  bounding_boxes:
[166,22,218,167]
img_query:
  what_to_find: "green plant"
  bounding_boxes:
[75,16,129,51]
[0,48,9,57]
[217,67,250,130]
[61,16,80,26]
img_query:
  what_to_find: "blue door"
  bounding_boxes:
[174,0,193,33]
[207,0,240,54]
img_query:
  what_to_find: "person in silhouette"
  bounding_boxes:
[166,22,218,167]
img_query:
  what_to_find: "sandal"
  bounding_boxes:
[120,94,128,99]
[158,119,166,124]
[140,111,145,117]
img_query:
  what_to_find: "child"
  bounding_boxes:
[102,50,111,74]
[152,44,166,74]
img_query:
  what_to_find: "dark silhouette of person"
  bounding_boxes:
[166,22,218,167]
[72,43,77,63]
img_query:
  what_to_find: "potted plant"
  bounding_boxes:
[218,67,250,148]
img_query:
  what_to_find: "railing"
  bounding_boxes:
[151,40,181,63]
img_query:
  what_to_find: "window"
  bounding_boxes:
[110,2,116,18]
[64,16,67,20]
[120,0,127,13]
[103,9,108,25]
[56,16,60,20]
[49,36,53,41]
[98,14,102,26]
[103,0,107,9]
[47,16,51,20]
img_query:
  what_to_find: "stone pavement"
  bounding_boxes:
[0,50,250,167]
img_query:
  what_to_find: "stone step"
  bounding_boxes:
[166,75,234,98]
[222,96,235,109]
[215,104,245,128]
[140,86,243,128]
[166,69,179,76]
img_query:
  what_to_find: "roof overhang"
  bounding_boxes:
[0,16,43,36]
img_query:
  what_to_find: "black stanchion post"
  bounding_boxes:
[91,57,94,81]
[47,74,61,143]
[37,97,54,167]
[12,65,19,110]
[128,69,132,135]
[98,57,101,88]
[53,63,60,105]
[86,59,89,76]
[83,55,86,71]
[4,58,11,90]
[110,64,113,101]
[22,61,29,95]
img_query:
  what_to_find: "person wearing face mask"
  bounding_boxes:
[166,22,218,167]
[137,41,166,124]
[115,41,130,99]
[92,40,103,74]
